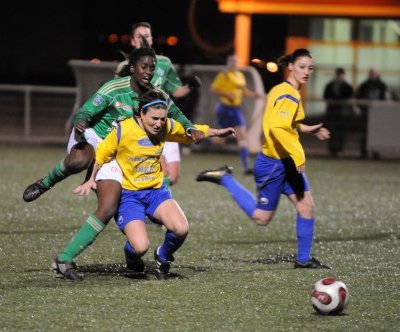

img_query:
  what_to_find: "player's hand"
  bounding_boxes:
[74,121,88,134]
[314,126,330,141]
[73,180,96,196]
[214,127,236,138]
[298,123,330,140]
[189,129,206,142]
[188,76,202,89]
[296,164,305,174]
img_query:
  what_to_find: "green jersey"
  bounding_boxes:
[73,76,194,139]
[116,54,183,95]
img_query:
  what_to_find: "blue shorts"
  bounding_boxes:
[216,103,246,128]
[116,185,172,231]
[253,153,310,211]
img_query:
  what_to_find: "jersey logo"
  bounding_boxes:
[93,95,104,106]
[115,101,132,112]
[279,110,291,118]
[138,137,154,146]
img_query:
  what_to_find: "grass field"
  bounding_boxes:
[1,145,399,331]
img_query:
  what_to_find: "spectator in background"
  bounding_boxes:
[356,68,391,158]
[210,54,263,175]
[323,68,353,158]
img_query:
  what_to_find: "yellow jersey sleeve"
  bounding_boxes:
[165,119,209,143]
[95,127,118,167]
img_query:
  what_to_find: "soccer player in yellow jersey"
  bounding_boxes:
[210,54,262,174]
[56,90,235,280]
[197,49,331,269]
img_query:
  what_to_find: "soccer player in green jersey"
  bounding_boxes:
[23,46,202,203]
[116,22,201,98]
[117,22,202,190]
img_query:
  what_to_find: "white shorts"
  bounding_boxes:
[163,142,180,163]
[67,128,123,184]
[95,159,123,184]
[66,128,102,153]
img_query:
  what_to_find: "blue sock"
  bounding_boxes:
[239,147,249,170]
[158,231,186,263]
[221,175,256,218]
[124,241,140,257]
[296,216,314,263]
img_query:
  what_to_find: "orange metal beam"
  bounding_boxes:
[218,0,400,17]
[235,14,252,66]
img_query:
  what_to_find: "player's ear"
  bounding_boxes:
[129,65,134,74]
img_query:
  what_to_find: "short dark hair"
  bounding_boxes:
[336,67,345,75]
[118,47,157,77]
[130,22,152,37]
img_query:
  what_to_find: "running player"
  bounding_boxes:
[197,49,331,269]
[210,54,263,174]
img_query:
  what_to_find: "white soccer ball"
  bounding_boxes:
[310,277,350,315]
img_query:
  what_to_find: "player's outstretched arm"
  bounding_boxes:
[208,127,236,138]
[298,123,330,141]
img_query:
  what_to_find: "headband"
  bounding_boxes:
[141,99,168,110]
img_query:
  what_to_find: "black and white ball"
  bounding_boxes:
[310,277,349,315]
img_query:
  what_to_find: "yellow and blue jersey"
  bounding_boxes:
[261,81,306,167]
[96,117,208,190]
[211,70,246,106]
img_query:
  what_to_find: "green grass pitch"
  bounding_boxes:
[1,145,399,331]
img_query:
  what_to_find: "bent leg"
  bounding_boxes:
[57,179,121,263]
[123,220,149,257]
[42,142,95,188]
[220,175,257,218]
[153,199,189,262]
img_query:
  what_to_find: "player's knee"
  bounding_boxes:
[297,202,314,219]
[95,205,118,223]
[252,210,274,226]
[174,222,189,238]
[132,241,149,256]
[65,156,92,173]
[252,215,273,226]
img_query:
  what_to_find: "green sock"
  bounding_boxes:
[42,158,71,188]
[58,215,106,263]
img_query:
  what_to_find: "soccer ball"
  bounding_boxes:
[310,277,349,315]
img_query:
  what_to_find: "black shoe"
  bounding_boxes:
[51,258,83,281]
[196,165,233,184]
[244,168,253,175]
[154,248,173,280]
[23,179,50,202]
[124,247,145,273]
[294,257,330,269]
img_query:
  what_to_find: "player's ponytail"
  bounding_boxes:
[277,48,312,67]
